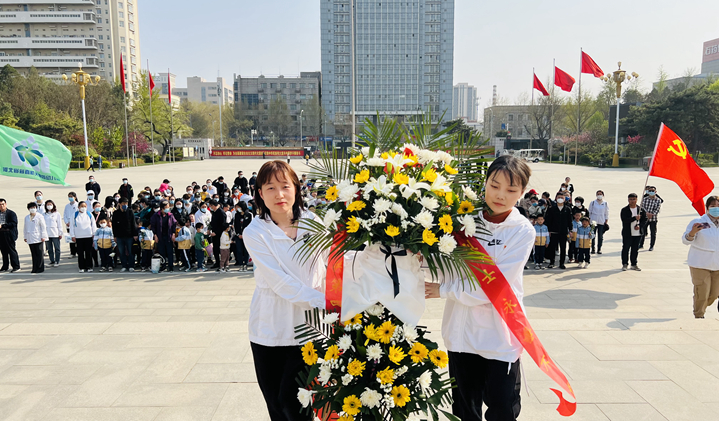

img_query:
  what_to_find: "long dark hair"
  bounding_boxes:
[254,160,303,222]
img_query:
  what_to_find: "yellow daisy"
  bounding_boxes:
[354,169,370,184]
[346,200,366,212]
[325,185,338,201]
[346,216,360,233]
[408,342,429,363]
[390,385,411,407]
[444,164,458,174]
[429,349,449,368]
[438,214,453,234]
[393,173,409,185]
[388,345,406,365]
[422,229,438,246]
[376,321,396,344]
[338,415,354,421]
[347,359,366,377]
[405,153,419,166]
[458,200,475,215]
[377,367,395,385]
[342,395,362,416]
[344,313,362,327]
[324,344,340,361]
[301,341,318,366]
[349,154,363,165]
[385,225,400,238]
[422,168,438,183]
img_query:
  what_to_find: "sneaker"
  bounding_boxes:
[108,267,113,272]
[87,268,93,272]
[216,268,222,272]
[121,268,128,272]
[638,246,644,250]
[622,265,628,271]
[591,249,596,254]
[0,268,6,272]
[79,269,85,273]
[584,263,590,269]
[547,264,555,269]
[53,263,59,268]
[649,247,654,251]
[99,268,107,272]
[630,265,641,271]
[185,267,191,273]
[129,268,135,272]
[559,265,567,270]
[10,268,20,273]
[534,264,540,270]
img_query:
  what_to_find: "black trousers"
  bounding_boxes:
[448,352,521,421]
[639,220,658,249]
[592,224,605,252]
[577,248,590,263]
[211,234,221,266]
[29,242,45,273]
[0,234,20,270]
[251,342,311,421]
[622,235,641,266]
[533,246,545,265]
[76,237,94,270]
[548,234,566,266]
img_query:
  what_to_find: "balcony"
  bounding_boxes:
[0,37,98,50]
[0,11,95,24]
[0,55,98,68]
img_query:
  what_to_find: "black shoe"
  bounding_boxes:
[559,265,567,269]
[597,250,602,255]
[547,264,555,269]
[649,247,654,251]
[638,246,644,250]
[591,250,596,254]
[0,268,7,272]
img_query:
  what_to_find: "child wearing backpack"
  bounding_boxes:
[194,222,208,272]
[138,220,155,271]
[93,217,116,272]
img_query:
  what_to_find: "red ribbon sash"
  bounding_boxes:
[456,234,577,416]
[325,232,346,313]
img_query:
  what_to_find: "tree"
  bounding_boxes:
[562,90,597,135]
[442,118,478,143]
[524,94,566,141]
[0,100,19,129]
[267,96,291,145]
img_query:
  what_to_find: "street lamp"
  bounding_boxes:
[270,131,275,148]
[208,113,216,147]
[62,63,101,170]
[300,109,304,151]
[601,62,638,167]
[250,129,257,146]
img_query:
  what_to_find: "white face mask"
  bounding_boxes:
[561,187,567,191]
[574,202,581,207]
[29,208,37,215]
[556,198,565,204]
[79,207,87,213]
[597,195,603,201]
[99,223,107,228]
[46,204,54,210]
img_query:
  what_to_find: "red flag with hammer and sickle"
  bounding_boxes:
[649,124,715,215]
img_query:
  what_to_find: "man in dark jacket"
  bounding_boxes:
[85,175,101,198]
[249,172,257,196]
[209,199,227,268]
[150,201,178,272]
[234,171,249,194]
[620,193,647,271]
[112,197,138,272]
[0,199,20,272]
[544,192,574,269]
[213,176,228,198]
[118,178,134,200]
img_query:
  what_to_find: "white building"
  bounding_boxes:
[171,138,212,160]
[453,83,478,121]
[172,76,233,106]
[156,72,181,107]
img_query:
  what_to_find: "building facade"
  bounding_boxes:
[156,72,180,107]
[320,0,454,134]
[0,0,141,96]
[452,82,477,121]
[702,37,719,75]
[171,76,233,106]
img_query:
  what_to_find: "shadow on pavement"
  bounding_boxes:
[525,289,637,310]
[607,318,676,329]
[551,269,619,282]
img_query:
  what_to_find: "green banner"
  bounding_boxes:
[0,124,72,186]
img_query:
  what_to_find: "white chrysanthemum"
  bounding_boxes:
[338,183,360,203]
[318,365,333,385]
[459,214,477,236]
[323,209,341,229]
[402,325,419,343]
[373,198,392,214]
[366,343,384,361]
[436,150,454,166]
[361,147,370,156]
[337,334,353,351]
[396,366,409,376]
[417,149,438,165]
[391,203,409,220]
[383,394,396,408]
[366,157,386,167]
[438,234,457,254]
[419,196,440,212]
[412,209,435,229]
[361,219,375,230]
[418,371,432,389]
[402,143,420,156]
[341,373,354,386]
[462,186,478,201]
[366,303,385,316]
[322,312,340,325]
[297,388,315,408]
[360,388,383,408]
[401,220,410,230]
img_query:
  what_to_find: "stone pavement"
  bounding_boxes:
[0,159,718,420]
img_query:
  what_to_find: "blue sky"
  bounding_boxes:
[140,0,719,115]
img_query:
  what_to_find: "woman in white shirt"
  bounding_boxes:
[43,200,64,267]
[69,201,96,273]
[63,192,79,258]
[244,160,326,421]
[682,196,719,318]
[588,189,609,254]
[23,202,48,273]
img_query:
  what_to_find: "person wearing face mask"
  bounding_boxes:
[150,201,178,272]
[112,198,138,272]
[172,199,188,226]
[208,200,228,269]
[219,190,233,207]
[683,195,719,318]
[159,179,171,196]
[620,193,647,271]
[206,179,218,196]
[588,190,610,254]
[69,202,95,272]
[23,203,48,273]
[639,186,662,251]
[249,172,257,196]
[150,190,163,208]
[565,177,574,195]
[572,196,589,219]
[0,199,20,273]
[63,192,79,259]
[85,190,96,210]
[85,175,101,197]
[118,178,134,200]
[103,196,117,219]
[93,218,116,272]
[213,176,227,197]
[233,201,253,271]
[544,192,573,269]
[33,190,46,215]
[43,200,63,267]
[527,197,542,218]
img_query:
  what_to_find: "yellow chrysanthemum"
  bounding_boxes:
[381,152,389,159]
[344,313,363,327]
[444,164,458,174]
[354,169,370,184]
[393,173,409,185]
[445,192,454,206]
[422,229,438,246]
[376,321,396,344]
[405,153,419,166]
[408,342,429,363]
[390,385,411,407]
[301,341,318,366]
[422,168,438,183]
[346,216,360,233]
[338,415,354,421]
[438,214,453,234]
[385,225,400,238]
[377,367,395,384]
[342,395,362,416]
[347,359,366,377]
[346,200,366,212]
[429,349,449,368]
[458,200,475,215]
[364,324,378,343]
[349,154,363,165]
[324,344,340,361]
[388,345,406,365]
[326,185,338,201]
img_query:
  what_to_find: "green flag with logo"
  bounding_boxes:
[0,124,72,186]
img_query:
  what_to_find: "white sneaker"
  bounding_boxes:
[120,268,128,272]
[621,265,628,271]
[53,263,59,268]
[129,268,135,272]
[631,265,641,271]
[583,263,589,269]
[87,268,93,272]
[79,269,85,273]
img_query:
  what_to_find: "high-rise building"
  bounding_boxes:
[172,76,233,106]
[453,83,478,121]
[0,0,141,96]
[156,72,180,107]
[320,0,454,134]
[702,37,719,75]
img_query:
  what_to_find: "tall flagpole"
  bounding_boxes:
[550,59,555,161]
[169,68,175,163]
[576,48,582,165]
[148,59,154,165]
[531,68,534,151]
[124,92,130,167]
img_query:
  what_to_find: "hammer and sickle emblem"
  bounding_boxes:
[667,139,688,159]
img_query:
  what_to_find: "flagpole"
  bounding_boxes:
[640,123,664,207]
[148,59,154,165]
[531,68,534,151]
[169,68,175,163]
[576,48,582,166]
[124,92,130,167]
[550,59,555,161]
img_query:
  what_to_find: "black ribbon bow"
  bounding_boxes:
[380,245,407,298]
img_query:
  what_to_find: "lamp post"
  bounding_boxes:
[62,63,100,170]
[270,131,275,148]
[251,129,257,146]
[208,113,216,147]
[300,109,304,151]
[601,62,638,167]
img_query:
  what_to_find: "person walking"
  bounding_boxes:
[150,201,177,272]
[234,201,253,271]
[24,202,48,273]
[639,186,662,251]
[682,196,719,318]
[97,154,103,171]
[620,193,647,271]
[85,176,101,198]
[69,201,95,273]
[588,190,609,254]
[112,198,137,272]
[0,199,20,273]
[43,200,63,267]
[544,192,573,269]
[209,199,227,269]
[118,178,134,200]
[63,192,79,259]
[87,156,95,172]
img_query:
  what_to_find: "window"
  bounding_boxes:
[280,83,286,89]
[118,11,124,18]
[118,2,123,8]
[261,83,267,88]
[120,36,125,43]
[119,20,124,27]
[508,114,514,121]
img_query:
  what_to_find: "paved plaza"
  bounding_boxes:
[0,158,718,421]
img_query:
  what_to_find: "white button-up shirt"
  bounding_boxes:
[244,210,326,347]
[683,214,719,271]
[23,214,48,245]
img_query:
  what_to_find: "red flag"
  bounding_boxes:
[554,66,575,92]
[119,55,126,94]
[533,73,550,96]
[167,69,172,105]
[148,72,155,97]
[649,124,715,215]
[581,51,604,78]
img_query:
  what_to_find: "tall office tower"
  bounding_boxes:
[320,0,454,135]
[94,0,140,96]
[452,82,478,121]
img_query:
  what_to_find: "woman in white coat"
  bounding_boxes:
[43,200,63,267]
[243,160,326,421]
[63,192,79,258]
[69,201,95,273]
[23,202,48,273]
[682,195,719,318]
